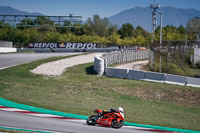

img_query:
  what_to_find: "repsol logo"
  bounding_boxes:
[65,43,96,49]
[29,43,58,48]
[28,43,97,49]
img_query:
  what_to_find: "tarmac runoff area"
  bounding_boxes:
[31,53,102,76]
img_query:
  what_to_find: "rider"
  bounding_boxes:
[102,107,124,118]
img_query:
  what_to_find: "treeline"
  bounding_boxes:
[0,15,199,47]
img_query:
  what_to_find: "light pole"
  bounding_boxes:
[69,14,73,29]
[150,2,160,43]
[150,1,160,70]
[159,11,162,72]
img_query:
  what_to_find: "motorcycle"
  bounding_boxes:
[86,109,124,129]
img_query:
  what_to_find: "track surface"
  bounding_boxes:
[0,110,152,133]
[0,52,80,69]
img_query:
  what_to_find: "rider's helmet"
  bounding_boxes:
[118,107,124,118]
[118,107,124,113]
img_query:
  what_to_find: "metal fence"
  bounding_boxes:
[0,41,13,48]
[102,49,150,65]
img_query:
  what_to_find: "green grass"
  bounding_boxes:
[0,56,200,131]
[0,129,34,133]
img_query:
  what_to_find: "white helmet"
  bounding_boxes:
[118,107,124,118]
[118,107,124,113]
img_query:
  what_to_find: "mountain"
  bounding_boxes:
[1,6,200,31]
[0,6,44,16]
[108,6,200,31]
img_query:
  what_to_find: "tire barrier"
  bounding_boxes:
[127,70,145,80]
[94,54,104,75]
[165,74,187,86]
[186,77,200,87]
[144,71,166,83]
[105,67,129,79]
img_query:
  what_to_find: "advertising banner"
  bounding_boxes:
[28,42,97,49]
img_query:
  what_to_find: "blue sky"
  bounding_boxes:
[0,0,200,20]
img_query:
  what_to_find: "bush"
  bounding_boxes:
[196,61,200,69]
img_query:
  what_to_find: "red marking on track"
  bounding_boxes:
[14,111,41,114]
[47,117,78,120]
[0,106,12,108]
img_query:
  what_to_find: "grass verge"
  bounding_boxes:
[0,56,200,131]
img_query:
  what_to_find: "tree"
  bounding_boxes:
[186,17,200,40]
[106,25,117,36]
[35,16,53,26]
[186,17,200,33]
[177,25,186,34]
[71,23,85,35]
[133,26,150,38]
[84,15,110,37]
[107,33,122,45]
[17,18,35,28]
[118,23,134,38]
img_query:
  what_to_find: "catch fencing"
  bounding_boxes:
[102,49,150,66]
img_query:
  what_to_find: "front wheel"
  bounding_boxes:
[86,115,98,125]
[111,119,124,129]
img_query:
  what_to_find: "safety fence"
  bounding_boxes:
[102,49,150,65]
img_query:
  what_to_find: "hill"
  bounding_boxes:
[1,6,200,31]
[0,6,44,16]
[108,6,200,31]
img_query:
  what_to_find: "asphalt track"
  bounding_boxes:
[0,110,153,133]
[0,52,81,69]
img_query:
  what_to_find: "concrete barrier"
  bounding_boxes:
[105,67,128,79]
[144,71,166,83]
[127,70,145,80]
[186,77,200,87]
[0,48,17,53]
[165,74,187,86]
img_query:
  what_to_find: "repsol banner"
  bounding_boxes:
[28,43,97,49]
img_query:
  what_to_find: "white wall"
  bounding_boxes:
[194,48,200,64]
[0,48,17,53]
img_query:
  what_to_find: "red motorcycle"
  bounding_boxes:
[86,109,124,128]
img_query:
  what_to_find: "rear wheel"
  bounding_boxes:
[86,115,98,125]
[111,119,124,129]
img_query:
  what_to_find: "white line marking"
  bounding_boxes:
[0,108,27,112]
[28,113,63,117]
